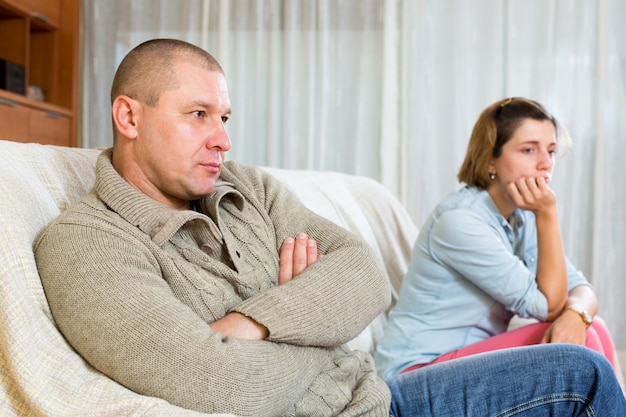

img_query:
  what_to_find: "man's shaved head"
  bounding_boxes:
[111,38,224,107]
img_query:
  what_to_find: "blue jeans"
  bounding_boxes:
[386,344,625,416]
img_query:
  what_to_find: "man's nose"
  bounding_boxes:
[208,122,231,151]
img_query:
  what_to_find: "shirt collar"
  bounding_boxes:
[477,188,525,230]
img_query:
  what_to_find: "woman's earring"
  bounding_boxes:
[489,172,496,180]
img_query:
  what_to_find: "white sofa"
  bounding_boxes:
[0,140,418,416]
[2,140,623,416]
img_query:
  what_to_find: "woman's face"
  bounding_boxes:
[491,118,556,184]
[489,118,557,210]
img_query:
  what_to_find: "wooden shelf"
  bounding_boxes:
[0,0,78,147]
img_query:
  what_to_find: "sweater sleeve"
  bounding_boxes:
[225,164,392,347]
[35,215,329,416]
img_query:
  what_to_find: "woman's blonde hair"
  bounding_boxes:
[457,97,571,189]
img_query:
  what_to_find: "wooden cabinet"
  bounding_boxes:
[0,0,78,147]
[0,95,29,139]
[0,92,71,145]
[20,0,61,27]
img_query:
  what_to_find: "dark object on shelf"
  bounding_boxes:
[0,59,26,95]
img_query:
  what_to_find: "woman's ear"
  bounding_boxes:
[112,95,140,140]
[487,161,497,178]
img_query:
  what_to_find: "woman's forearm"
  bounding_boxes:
[534,207,568,320]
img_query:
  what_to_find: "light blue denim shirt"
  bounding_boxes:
[374,186,590,378]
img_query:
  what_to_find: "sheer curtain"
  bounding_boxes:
[81,0,626,347]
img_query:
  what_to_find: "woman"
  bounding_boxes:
[374,97,616,379]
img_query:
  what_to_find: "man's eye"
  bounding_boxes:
[193,111,205,118]
[221,115,229,123]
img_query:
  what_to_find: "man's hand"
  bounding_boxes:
[279,233,322,285]
[208,233,322,340]
[209,312,269,340]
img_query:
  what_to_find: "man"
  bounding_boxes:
[36,39,625,416]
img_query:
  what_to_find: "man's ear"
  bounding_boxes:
[112,95,140,140]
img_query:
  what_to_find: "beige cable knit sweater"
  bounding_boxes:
[35,149,392,416]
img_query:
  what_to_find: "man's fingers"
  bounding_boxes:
[279,237,294,285]
[279,233,321,285]
[292,233,309,276]
[307,238,318,266]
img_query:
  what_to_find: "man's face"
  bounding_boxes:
[133,62,232,209]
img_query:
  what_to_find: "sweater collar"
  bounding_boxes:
[94,148,245,245]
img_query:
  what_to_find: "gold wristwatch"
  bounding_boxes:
[563,305,593,327]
